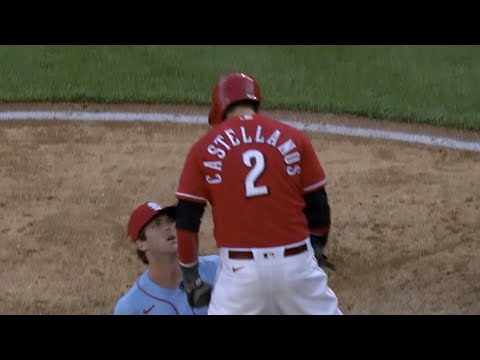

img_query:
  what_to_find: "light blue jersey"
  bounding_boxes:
[114,255,219,315]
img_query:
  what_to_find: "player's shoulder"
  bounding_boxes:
[113,276,144,315]
[113,288,139,315]
[113,294,131,315]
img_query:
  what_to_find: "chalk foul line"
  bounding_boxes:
[0,110,479,153]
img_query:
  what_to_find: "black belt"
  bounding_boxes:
[228,243,308,260]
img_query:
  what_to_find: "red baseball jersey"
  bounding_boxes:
[176,114,327,248]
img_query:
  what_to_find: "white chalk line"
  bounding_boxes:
[0,110,479,153]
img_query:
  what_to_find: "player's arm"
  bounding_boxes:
[175,145,212,307]
[175,143,208,267]
[176,199,212,307]
[299,131,329,244]
[175,198,206,267]
[304,185,336,271]
[299,133,336,270]
[303,187,330,251]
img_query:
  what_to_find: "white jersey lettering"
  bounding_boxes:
[255,125,265,143]
[205,125,302,178]
[206,174,222,184]
[224,129,241,147]
[203,161,223,171]
[266,130,281,146]
[284,151,301,165]
[277,139,296,156]
[207,145,226,159]
[214,135,231,151]
[240,126,252,143]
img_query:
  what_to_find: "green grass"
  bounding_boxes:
[0,45,479,130]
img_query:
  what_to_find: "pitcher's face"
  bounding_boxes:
[141,214,177,255]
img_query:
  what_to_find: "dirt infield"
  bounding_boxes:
[1,103,479,314]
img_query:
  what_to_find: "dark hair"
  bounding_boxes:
[136,229,149,265]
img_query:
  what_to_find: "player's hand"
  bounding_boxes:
[310,233,337,271]
[315,253,337,271]
[180,264,213,307]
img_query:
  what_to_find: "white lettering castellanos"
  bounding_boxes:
[204,118,301,185]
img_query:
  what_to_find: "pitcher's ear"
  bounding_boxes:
[135,239,148,252]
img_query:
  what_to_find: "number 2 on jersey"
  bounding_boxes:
[242,149,268,197]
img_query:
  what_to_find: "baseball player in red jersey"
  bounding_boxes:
[175,72,342,315]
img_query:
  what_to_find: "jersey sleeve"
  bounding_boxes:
[198,255,220,284]
[299,132,327,194]
[175,143,208,204]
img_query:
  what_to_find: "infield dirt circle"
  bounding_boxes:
[1,103,479,314]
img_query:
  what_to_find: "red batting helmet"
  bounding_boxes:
[208,72,261,126]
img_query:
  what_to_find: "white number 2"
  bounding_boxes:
[242,149,268,197]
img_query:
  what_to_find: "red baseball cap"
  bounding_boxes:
[127,202,176,242]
